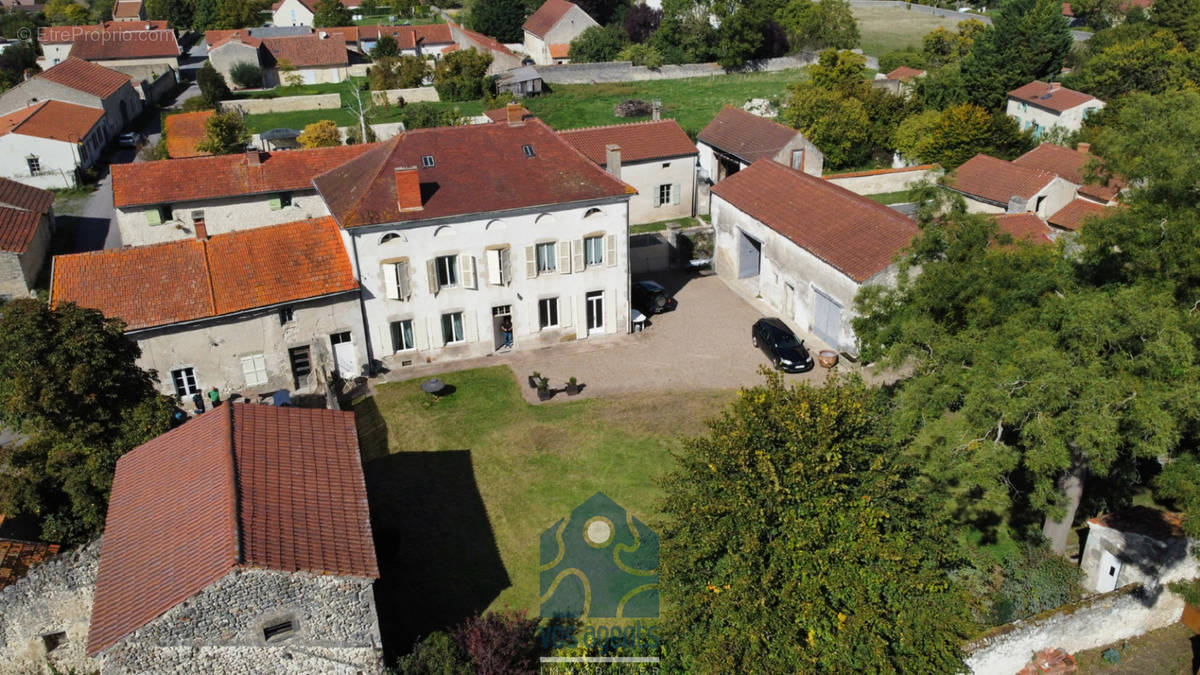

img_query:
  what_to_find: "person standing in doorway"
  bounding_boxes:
[500,315,514,350]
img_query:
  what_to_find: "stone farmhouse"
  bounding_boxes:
[1012,142,1123,205]
[697,106,825,183]
[0,177,53,299]
[446,21,524,74]
[0,58,143,147]
[0,100,107,189]
[559,118,698,224]
[710,159,917,354]
[272,0,360,27]
[206,31,350,86]
[1006,80,1104,137]
[37,21,169,68]
[36,22,179,102]
[523,0,599,65]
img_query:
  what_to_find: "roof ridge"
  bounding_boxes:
[6,101,48,135]
[226,404,242,566]
[199,237,218,317]
[558,119,679,133]
[771,160,914,223]
[329,134,405,227]
[533,118,636,194]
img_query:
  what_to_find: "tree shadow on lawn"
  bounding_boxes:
[364,448,511,664]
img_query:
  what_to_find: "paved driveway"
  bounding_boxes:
[377,272,879,403]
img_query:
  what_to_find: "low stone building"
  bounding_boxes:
[0,541,99,674]
[0,177,54,299]
[1006,80,1104,137]
[945,153,1077,220]
[697,106,825,183]
[523,0,599,65]
[446,21,524,75]
[0,58,143,143]
[37,21,170,69]
[1011,142,1123,205]
[0,100,108,189]
[1081,508,1198,595]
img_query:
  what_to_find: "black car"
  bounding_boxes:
[632,280,677,316]
[752,318,815,373]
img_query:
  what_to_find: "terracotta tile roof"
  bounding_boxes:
[0,539,61,590]
[1008,80,1100,113]
[549,43,570,59]
[698,106,804,164]
[993,213,1053,245]
[36,57,131,98]
[483,105,532,123]
[261,34,348,68]
[163,110,214,159]
[204,29,265,50]
[0,174,54,213]
[354,23,454,48]
[111,0,142,18]
[87,404,377,656]
[0,176,56,254]
[886,66,925,80]
[38,21,168,43]
[558,119,698,166]
[524,0,580,37]
[111,144,375,207]
[946,153,1056,206]
[50,217,357,330]
[1012,143,1122,202]
[68,28,180,60]
[1089,507,1185,541]
[314,119,634,228]
[0,100,104,142]
[711,159,918,282]
[1047,198,1111,231]
[450,21,515,56]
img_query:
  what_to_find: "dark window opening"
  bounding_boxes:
[42,632,66,653]
[522,144,535,158]
[262,620,294,642]
[288,346,312,379]
[421,154,435,167]
[279,307,295,324]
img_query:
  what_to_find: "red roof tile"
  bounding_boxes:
[0,100,104,142]
[886,66,925,80]
[558,119,698,166]
[1012,143,1122,202]
[87,404,377,656]
[0,174,54,213]
[450,21,515,56]
[68,29,179,60]
[1089,507,1184,541]
[354,23,453,48]
[112,0,142,18]
[163,110,214,159]
[1008,80,1100,113]
[946,153,1056,206]
[50,217,357,330]
[0,207,44,254]
[112,144,375,207]
[262,34,348,68]
[1047,198,1111,231]
[314,119,633,228]
[0,539,61,590]
[711,160,918,282]
[483,105,532,123]
[698,106,804,164]
[993,213,1053,245]
[38,21,168,43]
[524,0,582,37]
[36,57,131,98]
[549,43,570,58]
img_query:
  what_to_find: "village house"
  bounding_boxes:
[523,0,599,65]
[339,23,455,58]
[1046,196,1112,232]
[993,213,1055,245]
[0,177,54,299]
[1006,80,1105,137]
[37,23,179,101]
[110,143,372,246]
[559,117,699,224]
[51,216,368,397]
[710,159,917,354]
[0,58,143,144]
[0,515,60,592]
[110,0,144,21]
[37,21,169,68]
[207,31,350,86]
[697,106,825,183]
[1081,507,1198,595]
[0,100,107,188]
[271,0,360,26]
[945,153,1077,219]
[446,21,524,74]
[311,117,635,368]
[1011,142,1123,205]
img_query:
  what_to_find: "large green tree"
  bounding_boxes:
[1065,27,1198,100]
[960,0,1072,110]
[776,0,859,51]
[466,0,527,43]
[214,0,267,29]
[893,103,1030,168]
[312,0,353,27]
[1149,0,1200,49]
[0,301,175,543]
[196,61,231,108]
[433,48,493,101]
[659,374,975,672]
[145,0,193,28]
[568,24,627,63]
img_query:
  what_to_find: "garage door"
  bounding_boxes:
[813,288,842,348]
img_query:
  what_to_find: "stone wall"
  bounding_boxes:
[536,54,820,85]
[964,584,1186,674]
[0,541,101,675]
[221,93,342,115]
[824,164,940,196]
[370,86,440,105]
[103,568,383,674]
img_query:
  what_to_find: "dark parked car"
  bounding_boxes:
[632,280,677,316]
[752,318,814,373]
[117,132,144,148]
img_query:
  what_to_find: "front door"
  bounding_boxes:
[783,282,796,321]
[1097,549,1122,592]
[586,291,603,335]
[813,288,842,348]
[492,305,512,350]
[330,331,356,378]
[737,230,761,279]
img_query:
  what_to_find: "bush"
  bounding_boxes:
[196,61,230,108]
[297,119,341,148]
[568,24,627,63]
[395,631,472,674]
[878,48,927,73]
[229,61,262,89]
[433,49,493,102]
[181,95,214,112]
[398,102,463,130]
[344,123,377,144]
[617,43,664,69]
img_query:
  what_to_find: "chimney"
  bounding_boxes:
[605,144,621,179]
[1048,81,1061,91]
[506,102,524,127]
[1077,142,1091,154]
[395,167,422,212]
[194,218,208,240]
[1006,195,1028,214]
[245,149,263,166]
[652,99,661,121]
[319,30,328,39]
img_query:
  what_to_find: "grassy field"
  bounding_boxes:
[865,189,914,205]
[244,99,485,133]
[853,5,968,57]
[523,69,806,137]
[351,366,733,655]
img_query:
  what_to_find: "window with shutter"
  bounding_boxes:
[584,236,603,266]
[397,261,411,299]
[146,207,161,225]
[383,263,400,299]
[268,196,282,210]
[525,245,537,279]
[241,354,268,387]
[536,242,556,273]
[391,319,415,351]
[538,297,558,329]
[426,258,439,294]
[672,183,681,205]
[486,249,502,285]
[460,254,476,289]
[572,239,584,271]
[557,241,571,274]
[500,247,511,285]
[605,234,617,267]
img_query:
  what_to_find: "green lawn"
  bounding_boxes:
[865,190,915,205]
[244,99,484,133]
[630,216,702,234]
[351,366,732,653]
[853,5,969,57]
[523,69,806,138]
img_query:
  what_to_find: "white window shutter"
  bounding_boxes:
[426,258,439,295]
[525,245,537,279]
[576,294,587,339]
[378,323,393,354]
[146,208,161,225]
[486,249,502,285]
[673,183,681,205]
[603,290,616,334]
[558,296,573,328]
[415,317,429,350]
[398,261,412,299]
[383,263,400,300]
[557,241,571,274]
[572,239,584,271]
[460,253,476,289]
[605,234,617,267]
[500,247,511,285]
[463,310,477,342]
[241,356,255,384]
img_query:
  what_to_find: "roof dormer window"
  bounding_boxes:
[421,154,435,167]
[522,144,535,158]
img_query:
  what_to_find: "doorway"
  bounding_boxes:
[1096,549,1122,592]
[491,305,513,350]
[737,230,761,279]
[783,282,796,321]
[586,291,604,335]
[812,288,842,348]
[330,331,356,378]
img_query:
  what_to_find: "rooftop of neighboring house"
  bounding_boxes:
[885,66,925,80]
[698,106,807,164]
[0,99,104,143]
[34,57,131,99]
[1012,142,1123,202]
[86,403,377,656]
[111,0,142,18]
[993,213,1053,245]
[1008,80,1101,113]
[51,217,358,331]
[524,0,588,38]
[0,537,61,591]
[448,20,516,56]
[39,21,168,44]
[270,0,358,11]
[204,25,311,49]
[353,23,454,46]
[313,118,635,228]
[111,143,375,207]
[711,159,918,283]
[1047,197,1112,231]
[496,65,541,85]
[260,33,349,68]
[0,176,53,254]
[1089,507,1186,542]
[558,119,698,166]
[163,110,214,159]
[549,43,570,59]
[483,104,532,124]
[67,28,180,61]
[946,153,1057,206]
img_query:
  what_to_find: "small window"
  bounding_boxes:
[583,207,603,218]
[171,367,198,397]
[391,319,415,352]
[522,144,535,158]
[421,154,435,167]
[535,242,556,273]
[435,255,458,287]
[158,204,173,222]
[279,306,295,324]
[381,232,403,244]
[191,210,205,222]
[330,331,352,345]
[492,304,512,316]
[26,156,40,174]
[288,346,312,379]
[538,297,558,329]
[41,632,66,653]
[279,192,293,207]
[262,620,295,643]
[661,162,670,168]
[441,312,464,344]
[584,235,603,267]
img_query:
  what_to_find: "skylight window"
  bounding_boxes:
[421,155,435,167]
[522,144,535,158]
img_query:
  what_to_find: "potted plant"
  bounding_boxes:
[529,371,542,389]
[536,377,553,401]
[565,376,580,396]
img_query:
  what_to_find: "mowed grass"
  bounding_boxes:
[243,99,485,133]
[853,5,968,57]
[352,366,733,649]
[523,69,806,137]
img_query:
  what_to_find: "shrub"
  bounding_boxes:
[617,43,664,69]
[297,119,341,148]
[395,631,472,674]
[344,123,377,144]
[398,102,463,130]
[229,61,262,89]
[181,95,213,112]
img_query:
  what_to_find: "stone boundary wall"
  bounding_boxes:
[370,86,440,105]
[536,54,821,85]
[824,164,941,196]
[964,583,1185,674]
[221,93,342,115]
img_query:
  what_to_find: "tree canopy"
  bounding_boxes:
[196,61,231,108]
[313,0,353,26]
[960,0,1072,110]
[775,0,859,52]
[467,0,527,44]
[196,109,251,154]
[298,119,341,147]
[433,48,493,101]
[568,24,627,63]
